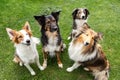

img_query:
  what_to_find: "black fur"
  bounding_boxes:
[72,8,78,19]
[84,9,90,20]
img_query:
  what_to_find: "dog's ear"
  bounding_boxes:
[23,21,31,32]
[84,8,90,16]
[97,32,103,40]
[6,28,16,40]
[51,11,61,22]
[72,8,78,19]
[95,32,103,41]
[82,23,90,30]
[34,15,45,27]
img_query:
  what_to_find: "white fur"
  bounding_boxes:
[75,19,87,29]
[32,37,40,45]
[67,62,81,72]
[68,42,97,62]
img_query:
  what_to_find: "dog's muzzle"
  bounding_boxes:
[51,27,58,32]
[81,15,87,20]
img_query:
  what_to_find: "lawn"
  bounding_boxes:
[0,0,120,80]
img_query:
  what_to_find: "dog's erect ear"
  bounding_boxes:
[23,21,31,32]
[94,32,103,42]
[51,11,61,22]
[34,15,45,27]
[72,8,78,19]
[82,23,90,30]
[6,28,16,40]
[97,32,103,41]
[84,8,90,16]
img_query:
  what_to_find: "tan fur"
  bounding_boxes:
[12,31,24,44]
[46,31,58,38]
[13,55,22,63]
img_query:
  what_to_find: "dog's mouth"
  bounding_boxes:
[22,43,31,46]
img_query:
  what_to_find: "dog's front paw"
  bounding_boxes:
[83,67,89,71]
[67,36,71,40]
[19,62,23,66]
[66,67,73,72]
[39,66,44,71]
[43,63,47,69]
[31,71,36,76]
[58,63,63,68]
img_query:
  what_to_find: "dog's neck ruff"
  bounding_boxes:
[68,41,98,62]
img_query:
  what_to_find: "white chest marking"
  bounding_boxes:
[45,36,60,57]
[68,42,97,62]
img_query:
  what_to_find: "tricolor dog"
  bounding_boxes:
[68,8,90,40]
[34,11,66,69]
[67,23,110,80]
[6,22,44,75]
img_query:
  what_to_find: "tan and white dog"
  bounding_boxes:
[6,22,44,75]
[67,23,110,80]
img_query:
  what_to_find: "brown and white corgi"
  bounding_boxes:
[67,23,110,80]
[6,22,44,75]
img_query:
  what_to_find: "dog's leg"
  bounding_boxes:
[62,43,66,51]
[35,57,44,71]
[66,62,81,72]
[24,63,35,75]
[42,51,48,69]
[56,51,63,68]
[13,55,23,66]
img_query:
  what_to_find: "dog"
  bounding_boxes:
[66,23,110,80]
[34,11,66,69]
[6,22,44,75]
[68,8,90,40]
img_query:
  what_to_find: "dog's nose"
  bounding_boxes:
[82,16,85,19]
[53,27,58,31]
[85,42,89,46]
[26,40,30,44]
[51,27,58,32]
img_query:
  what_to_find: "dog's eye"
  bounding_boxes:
[47,21,50,24]
[18,35,23,38]
[52,20,56,22]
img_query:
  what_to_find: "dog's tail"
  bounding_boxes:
[93,60,110,80]
[32,37,40,45]
[93,69,109,80]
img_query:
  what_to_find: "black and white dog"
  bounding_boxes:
[34,11,66,69]
[68,8,90,40]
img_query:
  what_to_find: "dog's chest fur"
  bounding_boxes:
[15,39,37,63]
[68,42,97,62]
[72,19,87,38]
[44,32,60,57]
[74,19,87,29]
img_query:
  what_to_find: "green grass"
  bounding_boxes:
[0,0,120,80]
